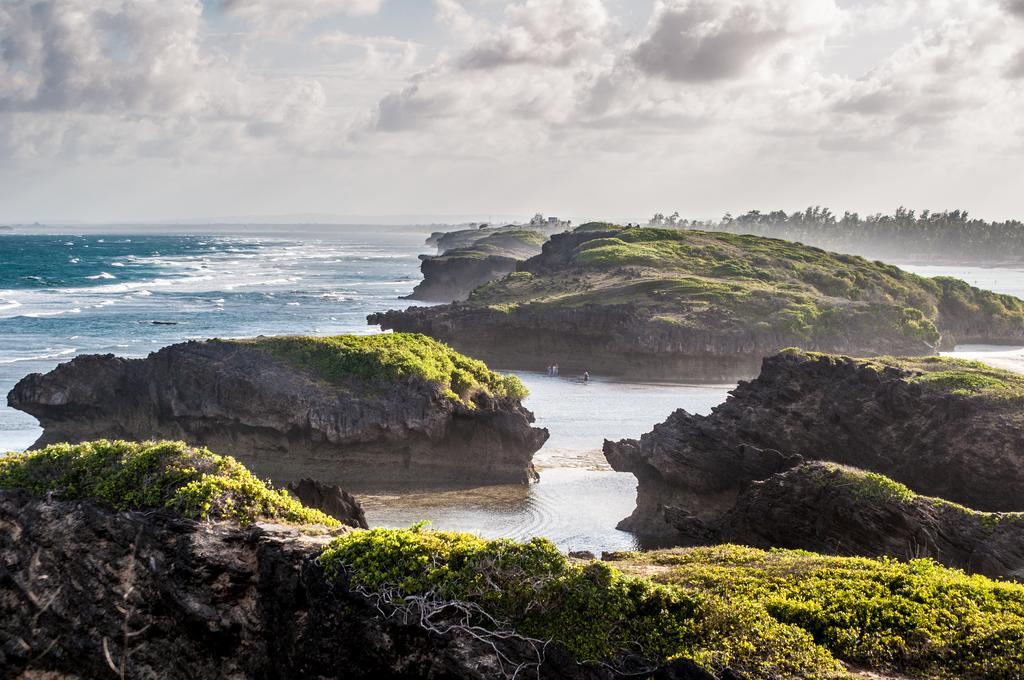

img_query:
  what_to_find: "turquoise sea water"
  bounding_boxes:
[0,228,731,551]
[3,232,1023,552]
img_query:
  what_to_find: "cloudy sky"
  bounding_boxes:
[2,0,1023,224]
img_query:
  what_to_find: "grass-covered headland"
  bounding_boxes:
[465,225,1024,347]
[230,333,527,405]
[0,440,339,526]
[440,229,547,260]
[320,526,1024,679]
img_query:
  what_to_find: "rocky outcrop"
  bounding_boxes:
[0,491,715,680]
[286,478,367,528]
[605,350,1024,578]
[372,227,1024,381]
[406,254,521,302]
[714,463,1024,581]
[407,230,548,303]
[7,337,548,488]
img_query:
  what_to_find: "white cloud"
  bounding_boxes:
[457,0,610,69]
[0,0,208,113]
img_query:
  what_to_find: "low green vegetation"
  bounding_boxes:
[320,526,840,678]
[231,333,527,405]
[0,440,338,526]
[460,225,1024,349]
[574,221,622,232]
[322,526,1024,678]
[441,229,547,260]
[611,545,1024,679]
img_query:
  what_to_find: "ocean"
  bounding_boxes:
[2,230,1023,552]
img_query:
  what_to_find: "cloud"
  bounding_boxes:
[314,32,421,71]
[220,0,384,32]
[631,0,840,82]
[1005,0,1024,18]
[0,0,208,113]
[457,0,610,69]
[0,0,354,161]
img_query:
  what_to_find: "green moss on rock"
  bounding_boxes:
[0,440,339,526]
[231,333,527,405]
[784,349,1024,400]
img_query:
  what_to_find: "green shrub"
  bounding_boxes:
[615,545,1024,679]
[320,527,842,679]
[0,440,338,526]
[232,333,528,405]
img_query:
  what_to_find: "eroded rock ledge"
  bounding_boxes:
[605,350,1024,580]
[2,491,708,680]
[407,229,548,303]
[7,334,548,488]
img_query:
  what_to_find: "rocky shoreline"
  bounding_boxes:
[7,334,547,488]
[605,350,1024,580]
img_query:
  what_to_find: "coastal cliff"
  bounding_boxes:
[7,334,547,487]
[371,226,1024,381]
[407,230,547,302]
[0,443,621,680]
[604,351,1024,578]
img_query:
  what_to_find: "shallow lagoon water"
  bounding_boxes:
[360,374,731,552]
[2,237,1023,553]
[0,229,733,552]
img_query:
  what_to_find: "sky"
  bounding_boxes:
[1,0,1023,224]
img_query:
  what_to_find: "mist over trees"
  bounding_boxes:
[649,207,1024,263]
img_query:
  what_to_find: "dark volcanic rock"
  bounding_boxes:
[718,463,1024,581]
[286,478,368,528]
[407,230,548,303]
[406,253,521,302]
[605,350,1024,579]
[0,491,715,680]
[7,339,548,488]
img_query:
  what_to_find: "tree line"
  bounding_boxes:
[648,207,1024,262]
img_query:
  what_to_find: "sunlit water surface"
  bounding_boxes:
[2,237,1023,553]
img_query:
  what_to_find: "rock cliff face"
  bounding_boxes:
[8,335,548,488]
[0,491,714,680]
[718,463,1024,581]
[407,254,521,303]
[407,230,548,302]
[605,351,1024,579]
[372,227,1024,381]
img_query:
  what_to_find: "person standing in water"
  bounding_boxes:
[582,371,590,383]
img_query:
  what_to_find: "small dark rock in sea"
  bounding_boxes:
[286,478,368,528]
